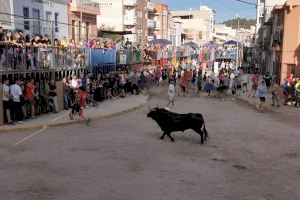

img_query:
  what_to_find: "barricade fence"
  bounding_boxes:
[0,44,200,74]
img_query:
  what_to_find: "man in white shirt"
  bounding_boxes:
[242,73,249,93]
[2,78,14,124]
[166,80,175,108]
[10,79,24,123]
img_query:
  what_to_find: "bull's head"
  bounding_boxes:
[147,104,164,119]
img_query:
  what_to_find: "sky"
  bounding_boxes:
[152,0,257,23]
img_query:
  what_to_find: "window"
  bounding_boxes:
[55,13,59,32]
[23,7,30,30]
[32,9,40,34]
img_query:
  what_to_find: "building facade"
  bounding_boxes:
[171,6,215,44]
[0,0,68,39]
[153,3,169,40]
[268,0,300,81]
[68,0,100,42]
[97,0,151,43]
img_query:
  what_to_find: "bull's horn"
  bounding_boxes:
[156,104,159,108]
[148,105,152,111]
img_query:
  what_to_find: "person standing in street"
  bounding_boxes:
[48,80,58,113]
[242,73,249,93]
[166,79,175,108]
[248,73,259,98]
[256,80,267,111]
[25,78,36,119]
[10,79,24,123]
[263,73,272,93]
[294,78,300,107]
[2,78,14,125]
[271,79,280,107]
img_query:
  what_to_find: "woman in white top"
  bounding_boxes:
[166,80,175,108]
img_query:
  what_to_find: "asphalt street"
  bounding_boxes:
[0,86,299,200]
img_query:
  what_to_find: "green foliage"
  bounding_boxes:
[223,18,256,30]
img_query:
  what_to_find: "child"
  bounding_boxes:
[166,80,175,108]
[69,86,90,125]
[204,79,213,97]
[256,81,267,111]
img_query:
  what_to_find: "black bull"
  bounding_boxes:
[147,108,208,144]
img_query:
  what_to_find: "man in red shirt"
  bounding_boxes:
[25,78,36,119]
[69,86,90,125]
[248,73,259,98]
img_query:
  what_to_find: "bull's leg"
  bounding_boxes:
[166,132,175,142]
[193,128,204,144]
[160,132,166,140]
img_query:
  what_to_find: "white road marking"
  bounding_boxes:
[13,126,47,146]
[51,111,71,122]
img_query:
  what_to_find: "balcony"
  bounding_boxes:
[70,0,100,16]
[147,19,156,29]
[124,15,137,26]
[123,0,137,6]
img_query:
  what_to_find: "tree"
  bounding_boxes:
[223,18,256,30]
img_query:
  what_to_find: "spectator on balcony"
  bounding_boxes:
[60,37,68,48]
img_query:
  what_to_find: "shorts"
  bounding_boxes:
[3,100,11,110]
[237,85,242,89]
[259,97,266,102]
[168,95,174,101]
[243,83,247,86]
[252,85,258,90]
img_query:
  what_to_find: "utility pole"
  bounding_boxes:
[236,14,240,70]
[80,0,83,41]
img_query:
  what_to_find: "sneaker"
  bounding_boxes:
[17,121,24,124]
[256,104,260,110]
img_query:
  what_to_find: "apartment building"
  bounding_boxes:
[68,0,100,42]
[0,0,68,39]
[97,0,151,43]
[267,0,300,81]
[255,0,285,71]
[153,3,169,40]
[171,6,216,44]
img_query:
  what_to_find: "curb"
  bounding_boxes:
[0,95,149,133]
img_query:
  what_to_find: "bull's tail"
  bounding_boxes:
[202,121,209,140]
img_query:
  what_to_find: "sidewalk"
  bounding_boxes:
[236,91,300,114]
[0,94,149,133]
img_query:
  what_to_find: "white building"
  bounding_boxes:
[171,6,215,44]
[0,0,68,39]
[97,0,153,43]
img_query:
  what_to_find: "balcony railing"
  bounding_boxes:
[124,16,137,25]
[0,43,200,74]
[123,0,137,6]
[70,0,100,15]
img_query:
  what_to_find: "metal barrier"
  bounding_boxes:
[0,44,89,71]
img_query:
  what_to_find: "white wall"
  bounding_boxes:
[10,0,68,39]
[97,0,124,31]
